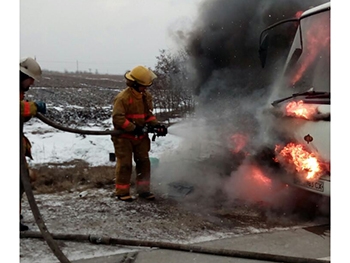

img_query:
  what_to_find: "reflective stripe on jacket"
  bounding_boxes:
[20,100,38,119]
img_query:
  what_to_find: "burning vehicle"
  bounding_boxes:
[257,2,330,196]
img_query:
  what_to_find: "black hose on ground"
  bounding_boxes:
[20,116,71,263]
[20,231,329,263]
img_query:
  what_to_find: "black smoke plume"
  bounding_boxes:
[185,0,328,98]
[162,0,330,212]
[175,0,329,151]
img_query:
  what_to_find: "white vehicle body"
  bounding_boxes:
[259,3,330,196]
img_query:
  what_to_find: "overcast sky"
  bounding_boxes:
[20,0,200,74]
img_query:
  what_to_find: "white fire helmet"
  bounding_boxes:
[20,57,42,81]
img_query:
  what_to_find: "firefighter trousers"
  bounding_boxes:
[112,136,151,196]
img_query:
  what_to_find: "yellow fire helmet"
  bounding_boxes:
[20,57,42,81]
[125,65,157,87]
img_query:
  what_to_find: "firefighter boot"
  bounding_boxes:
[116,194,134,202]
[110,191,134,202]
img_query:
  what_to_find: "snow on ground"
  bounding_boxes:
[25,118,183,167]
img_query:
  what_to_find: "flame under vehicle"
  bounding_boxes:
[258,3,330,196]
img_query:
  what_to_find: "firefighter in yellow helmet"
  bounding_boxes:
[20,57,46,231]
[111,65,167,201]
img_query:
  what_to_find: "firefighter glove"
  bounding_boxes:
[134,125,146,136]
[35,101,46,114]
[154,124,167,137]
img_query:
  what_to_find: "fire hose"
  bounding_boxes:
[21,113,167,262]
[35,112,166,140]
[20,231,330,263]
[21,115,71,263]
[35,113,122,136]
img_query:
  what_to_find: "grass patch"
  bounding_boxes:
[30,159,115,194]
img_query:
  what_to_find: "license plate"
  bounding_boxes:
[294,178,324,192]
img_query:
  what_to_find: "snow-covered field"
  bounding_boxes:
[25,117,183,167]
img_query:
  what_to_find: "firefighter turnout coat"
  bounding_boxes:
[20,92,40,198]
[20,92,39,161]
[111,86,159,196]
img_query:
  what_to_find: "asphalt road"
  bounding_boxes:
[71,224,330,263]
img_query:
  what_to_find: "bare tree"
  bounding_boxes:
[152,49,195,122]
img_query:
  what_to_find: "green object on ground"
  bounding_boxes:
[149,157,159,168]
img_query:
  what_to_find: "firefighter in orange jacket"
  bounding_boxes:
[20,57,46,231]
[111,65,167,201]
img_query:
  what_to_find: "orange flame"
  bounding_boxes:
[295,10,303,18]
[275,142,322,181]
[251,166,272,186]
[225,164,274,204]
[285,100,318,119]
[229,133,248,154]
